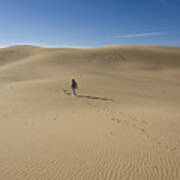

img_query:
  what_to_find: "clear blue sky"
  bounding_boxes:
[0,0,180,47]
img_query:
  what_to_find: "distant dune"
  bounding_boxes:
[0,45,180,180]
[1,45,180,69]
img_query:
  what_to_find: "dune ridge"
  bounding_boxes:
[1,45,180,69]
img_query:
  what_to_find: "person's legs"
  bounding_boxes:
[72,88,77,96]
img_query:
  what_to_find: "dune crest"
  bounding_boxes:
[1,45,180,70]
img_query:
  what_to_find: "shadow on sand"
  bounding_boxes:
[77,95,113,102]
[63,89,113,102]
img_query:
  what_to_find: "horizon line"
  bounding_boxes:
[1,43,180,49]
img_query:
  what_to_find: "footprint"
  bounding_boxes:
[116,119,121,123]
[140,128,145,133]
[111,118,115,121]
[109,131,114,136]
[111,118,122,125]
[170,147,176,151]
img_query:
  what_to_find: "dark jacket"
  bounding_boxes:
[71,80,77,89]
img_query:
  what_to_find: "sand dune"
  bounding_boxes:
[0,45,180,180]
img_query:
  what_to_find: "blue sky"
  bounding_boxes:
[0,0,180,47]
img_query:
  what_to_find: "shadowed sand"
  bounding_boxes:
[64,89,113,101]
[0,45,180,180]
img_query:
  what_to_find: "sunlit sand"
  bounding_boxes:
[0,45,180,179]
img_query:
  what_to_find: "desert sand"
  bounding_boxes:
[0,45,180,180]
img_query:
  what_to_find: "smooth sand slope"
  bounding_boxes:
[0,45,180,180]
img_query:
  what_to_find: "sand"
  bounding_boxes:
[0,45,180,180]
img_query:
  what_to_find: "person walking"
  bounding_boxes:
[71,79,78,96]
